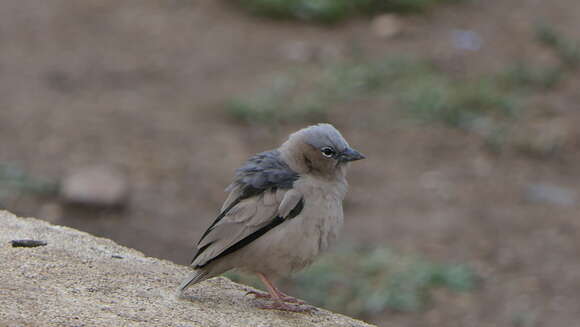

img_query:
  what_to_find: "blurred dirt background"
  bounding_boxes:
[1,0,580,326]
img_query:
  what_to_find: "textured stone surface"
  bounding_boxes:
[0,210,374,327]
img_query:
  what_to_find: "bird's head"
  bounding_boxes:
[280,123,365,178]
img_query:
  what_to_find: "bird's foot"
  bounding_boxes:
[246,289,305,304]
[256,300,317,313]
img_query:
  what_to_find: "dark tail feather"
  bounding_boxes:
[178,269,209,293]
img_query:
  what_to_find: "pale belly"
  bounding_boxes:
[232,199,344,277]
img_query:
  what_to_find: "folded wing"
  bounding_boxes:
[191,150,303,269]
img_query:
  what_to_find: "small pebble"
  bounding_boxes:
[525,183,577,207]
[451,29,483,51]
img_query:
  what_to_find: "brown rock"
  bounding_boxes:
[0,210,375,327]
[371,14,402,39]
[61,165,129,208]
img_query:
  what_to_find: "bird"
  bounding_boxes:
[179,123,365,312]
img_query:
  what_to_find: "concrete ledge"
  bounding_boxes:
[0,210,374,327]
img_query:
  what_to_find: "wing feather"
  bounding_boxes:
[191,150,302,267]
[192,188,303,268]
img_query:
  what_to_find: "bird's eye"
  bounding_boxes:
[320,147,335,158]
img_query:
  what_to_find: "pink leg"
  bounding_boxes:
[246,273,305,304]
[250,273,315,313]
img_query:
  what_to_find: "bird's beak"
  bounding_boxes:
[339,148,366,162]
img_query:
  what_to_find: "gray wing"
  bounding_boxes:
[192,188,303,268]
[191,150,302,268]
[221,150,298,208]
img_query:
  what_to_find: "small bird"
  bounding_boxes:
[179,123,365,312]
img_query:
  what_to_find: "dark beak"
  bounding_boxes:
[339,148,366,162]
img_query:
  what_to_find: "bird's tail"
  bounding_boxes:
[178,269,210,293]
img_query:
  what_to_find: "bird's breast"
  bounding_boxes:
[293,176,346,253]
[236,176,347,276]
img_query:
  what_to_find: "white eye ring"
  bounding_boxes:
[320,147,335,158]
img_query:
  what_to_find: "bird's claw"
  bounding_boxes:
[245,289,271,300]
[245,290,306,304]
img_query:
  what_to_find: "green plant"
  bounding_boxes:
[0,163,58,204]
[225,57,434,125]
[318,57,434,97]
[226,56,522,150]
[225,76,328,125]
[360,0,466,14]
[512,312,538,327]
[535,24,580,69]
[401,76,517,129]
[238,0,355,24]
[235,0,468,24]
[500,62,563,90]
[226,244,478,317]
[494,24,579,96]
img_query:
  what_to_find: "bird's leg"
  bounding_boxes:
[245,273,305,304]
[250,273,315,312]
[245,273,284,299]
